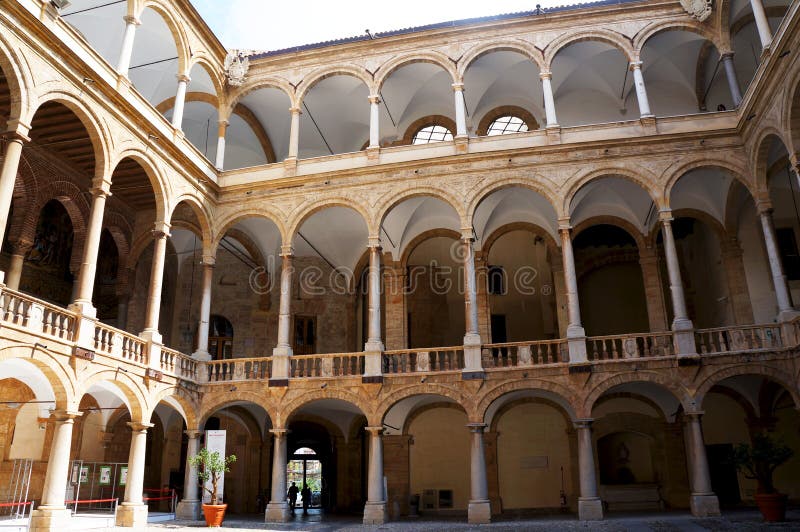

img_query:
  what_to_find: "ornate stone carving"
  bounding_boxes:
[224,51,250,87]
[680,0,713,22]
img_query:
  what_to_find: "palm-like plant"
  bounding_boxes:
[188,448,237,505]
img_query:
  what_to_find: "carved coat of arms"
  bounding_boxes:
[680,0,713,22]
[224,51,250,87]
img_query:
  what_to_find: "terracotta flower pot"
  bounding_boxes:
[202,503,227,527]
[754,493,787,522]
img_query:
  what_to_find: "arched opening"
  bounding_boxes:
[298,75,369,158]
[160,63,220,160]
[94,229,120,323]
[225,86,291,169]
[127,7,182,109]
[61,1,127,67]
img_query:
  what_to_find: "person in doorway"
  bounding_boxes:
[287,482,299,514]
[301,483,311,515]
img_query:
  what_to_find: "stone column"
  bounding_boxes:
[364,240,384,379]
[574,419,603,521]
[683,412,720,516]
[214,120,228,170]
[176,430,203,520]
[116,422,153,527]
[659,211,696,354]
[265,429,290,522]
[540,71,559,127]
[287,107,302,160]
[750,0,773,50]
[141,223,170,343]
[0,130,29,263]
[383,260,407,350]
[559,222,587,362]
[116,16,141,77]
[630,61,653,118]
[5,239,32,291]
[29,411,81,532]
[271,247,293,384]
[452,83,468,137]
[721,53,743,108]
[171,74,191,129]
[193,256,215,361]
[467,423,491,524]
[758,206,798,321]
[368,95,381,149]
[72,181,111,315]
[639,246,669,332]
[363,426,387,524]
[461,232,483,376]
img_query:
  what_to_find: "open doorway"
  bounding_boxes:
[287,447,323,511]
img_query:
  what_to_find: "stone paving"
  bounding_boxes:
[131,509,800,531]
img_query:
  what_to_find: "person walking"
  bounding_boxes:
[287,482,299,514]
[301,483,311,515]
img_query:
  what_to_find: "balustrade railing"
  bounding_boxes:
[93,323,147,365]
[695,324,783,354]
[205,357,272,382]
[481,340,568,368]
[382,347,465,374]
[0,288,75,341]
[587,332,674,361]
[290,353,364,378]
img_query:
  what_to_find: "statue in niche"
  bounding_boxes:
[616,442,636,484]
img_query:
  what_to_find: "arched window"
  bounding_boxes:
[208,314,234,360]
[486,115,529,135]
[412,124,453,144]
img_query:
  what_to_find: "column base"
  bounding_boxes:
[567,326,587,363]
[363,500,387,525]
[673,328,697,356]
[689,493,720,517]
[29,507,72,532]
[467,499,491,524]
[462,341,484,376]
[115,503,149,527]
[578,497,604,521]
[191,350,212,362]
[265,501,291,523]
[777,309,800,323]
[175,499,202,520]
[139,329,163,345]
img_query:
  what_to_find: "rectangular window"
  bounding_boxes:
[294,316,316,355]
[776,228,800,281]
[488,265,506,295]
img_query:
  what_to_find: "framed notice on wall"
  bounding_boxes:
[79,466,89,484]
[119,467,128,486]
[99,466,112,486]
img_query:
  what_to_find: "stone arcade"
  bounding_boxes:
[0,0,799,530]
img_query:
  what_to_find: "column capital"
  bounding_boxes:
[719,50,735,60]
[557,217,573,232]
[684,410,704,421]
[658,209,674,223]
[185,429,204,438]
[628,60,643,71]
[367,237,382,250]
[368,94,381,105]
[460,227,476,241]
[289,106,303,115]
[365,426,384,435]
[9,237,34,254]
[90,181,112,197]
[217,119,230,129]
[123,15,141,26]
[152,221,171,239]
[201,255,216,267]
[270,428,289,437]
[50,409,82,422]
[573,418,594,430]
[280,244,294,257]
[451,82,465,92]
[539,70,553,80]
[466,422,487,433]
[2,128,31,144]
[176,73,192,84]
[756,200,774,215]
[127,421,154,432]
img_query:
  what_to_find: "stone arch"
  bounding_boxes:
[77,369,148,422]
[167,194,214,253]
[544,28,635,68]
[296,65,374,105]
[663,158,756,207]
[280,391,369,429]
[211,210,287,257]
[477,379,580,424]
[592,391,669,422]
[632,19,720,53]
[375,51,458,92]
[669,208,729,241]
[458,40,545,78]
[139,0,192,75]
[28,91,111,179]
[400,114,457,146]
[186,53,225,101]
[108,149,170,222]
[475,105,540,136]
[573,215,647,250]
[752,129,793,194]
[784,64,800,156]
[581,371,694,418]
[198,391,275,429]
[149,387,199,429]
[0,29,31,125]
[402,401,467,434]
[694,364,800,410]
[0,344,75,408]
[376,384,472,425]
[286,197,372,241]
[466,177,560,229]
[226,76,296,116]
[482,222,560,258]
[400,228,462,269]
[375,186,465,231]
[563,166,662,217]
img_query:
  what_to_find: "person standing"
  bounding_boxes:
[287,482,299,514]
[301,483,311,515]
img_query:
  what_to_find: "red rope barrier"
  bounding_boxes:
[64,498,117,504]
[142,495,174,502]
[0,501,32,508]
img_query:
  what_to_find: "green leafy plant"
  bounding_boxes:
[188,447,237,505]
[729,433,794,494]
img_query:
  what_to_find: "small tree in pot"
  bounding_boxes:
[729,433,794,522]
[188,448,237,527]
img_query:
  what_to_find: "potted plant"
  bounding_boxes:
[729,433,794,522]
[188,447,237,527]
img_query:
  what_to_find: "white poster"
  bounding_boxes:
[203,430,227,503]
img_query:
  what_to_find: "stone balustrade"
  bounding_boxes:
[481,340,568,369]
[382,347,466,374]
[0,287,75,342]
[586,332,675,361]
[695,324,784,354]
[289,353,365,378]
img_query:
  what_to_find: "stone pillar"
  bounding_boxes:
[721,238,754,325]
[659,211,696,354]
[171,74,191,129]
[559,222,587,362]
[758,206,799,321]
[368,95,381,149]
[116,16,141,77]
[0,130,29,261]
[721,53,743,108]
[265,429,290,522]
[72,181,111,315]
[574,419,603,521]
[29,410,81,532]
[750,0,773,50]
[141,223,170,343]
[5,240,31,291]
[550,257,569,338]
[540,71,559,127]
[467,423,491,524]
[383,260,407,350]
[214,120,228,170]
[452,83,468,137]
[271,247,293,384]
[461,232,483,376]
[683,412,720,516]
[475,251,491,342]
[364,240,384,379]
[363,426,387,524]
[630,61,653,118]
[176,430,203,520]
[116,422,153,527]
[287,107,302,160]
[193,257,215,361]
[639,246,669,332]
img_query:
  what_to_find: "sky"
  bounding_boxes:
[190,0,595,52]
